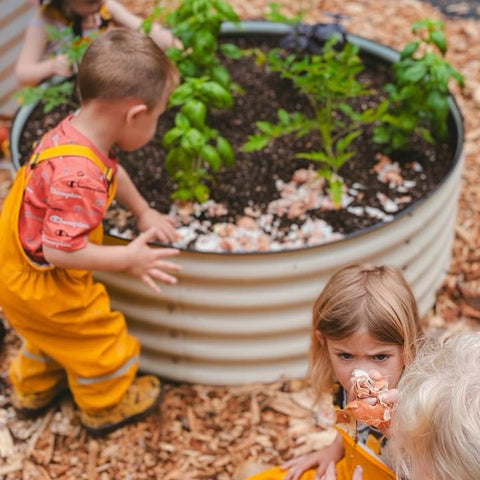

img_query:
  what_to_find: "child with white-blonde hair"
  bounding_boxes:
[391,332,480,480]
[245,264,423,480]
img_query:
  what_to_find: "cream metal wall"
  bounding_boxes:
[97,150,463,385]
[0,0,32,115]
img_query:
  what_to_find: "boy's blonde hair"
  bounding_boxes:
[78,27,178,109]
[391,332,480,480]
[308,264,422,399]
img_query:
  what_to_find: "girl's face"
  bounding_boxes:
[321,327,404,401]
[67,0,104,16]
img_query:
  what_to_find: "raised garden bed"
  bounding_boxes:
[9,21,464,384]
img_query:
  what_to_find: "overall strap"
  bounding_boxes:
[29,144,114,185]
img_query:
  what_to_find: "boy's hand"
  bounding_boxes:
[126,227,180,293]
[136,207,179,244]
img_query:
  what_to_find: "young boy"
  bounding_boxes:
[0,27,181,435]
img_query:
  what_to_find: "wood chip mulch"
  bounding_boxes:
[0,1,479,478]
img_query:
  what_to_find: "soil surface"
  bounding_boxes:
[16,36,455,253]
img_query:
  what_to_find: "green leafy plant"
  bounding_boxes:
[15,81,75,113]
[14,26,96,112]
[243,37,386,206]
[373,18,464,149]
[163,0,242,202]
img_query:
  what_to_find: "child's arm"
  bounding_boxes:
[43,227,180,293]
[281,432,344,480]
[15,11,73,86]
[106,0,181,50]
[115,165,178,243]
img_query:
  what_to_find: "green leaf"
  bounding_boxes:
[399,62,427,83]
[213,0,240,22]
[277,109,290,125]
[400,41,419,59]
[175,112,191,130]
[181,99,207,128]
[162,127,184,148]
[372,126,391,144]
[172,188,193,201]
[220,43,243,59]
[336,130,361,153]
[169,84,194,106]
[192,30,217,57]
[256,121,275,135]
[211,65,230,88]
[197,81,233,108]
[296,151,330,164]
[181,128,205,154]
[216,136,234,166]
[201,144,221,171]
[430,30,446,54]
[242,135,270,152]
[194,183,210,203]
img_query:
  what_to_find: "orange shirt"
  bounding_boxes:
[18,115,118,263]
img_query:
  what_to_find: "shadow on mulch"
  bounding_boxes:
[420,0,480,19]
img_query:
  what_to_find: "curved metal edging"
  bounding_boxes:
[9,21,465,384]
[9,75,69,170]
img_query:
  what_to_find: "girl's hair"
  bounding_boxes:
[78,28,179,109]
[308,264,422,399]
[391,332,480,480]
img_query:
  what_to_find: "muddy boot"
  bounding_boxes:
[79,375,161,436]
[12,379,69,417]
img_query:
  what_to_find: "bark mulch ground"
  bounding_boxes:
[0,1,479,478]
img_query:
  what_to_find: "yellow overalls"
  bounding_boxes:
[0,145,139,412]
[245,428,395,480]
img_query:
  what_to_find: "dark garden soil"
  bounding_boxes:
[16,34,455,252]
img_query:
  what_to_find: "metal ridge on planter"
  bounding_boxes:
[9,21,464,384]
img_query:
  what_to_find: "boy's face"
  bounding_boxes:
[117,97,168,152]
[321,327,404,401]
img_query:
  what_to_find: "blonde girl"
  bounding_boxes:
[245,264,422,480]
[391,332,480,480]
[15,0,180,86]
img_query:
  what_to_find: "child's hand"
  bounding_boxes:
[150,24,183,50]
[322,462,363,480]
[126,227,180,293]
[48,54,73,78]
[281,433,344,480]
[136,207,179,244]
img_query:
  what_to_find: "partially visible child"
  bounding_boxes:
[15,0,180,86]
[244,264,422,480]
[391,331,480,480]
[0,28,180,435]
